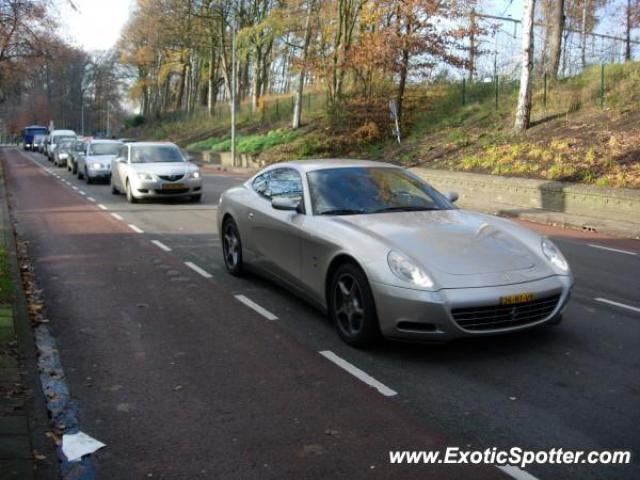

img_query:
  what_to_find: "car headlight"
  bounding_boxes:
[387,250,434,288]
[137,172,154,181]
[190,170,201,179]
[541,238,569,272]
[92,162,103,169]
[59,153,68,159]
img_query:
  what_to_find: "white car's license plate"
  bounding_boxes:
[162,183,185,191]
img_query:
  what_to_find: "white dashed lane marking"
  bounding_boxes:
[110,213,124,221]
[151,240,172,252]
[319,350,397,397]
[595,298,640,314]
[234,295,278,321]
[128,224,144,234]
[588,244,637,256]
[97,204,108,210]
[185,262,213,279]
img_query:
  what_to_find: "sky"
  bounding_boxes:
[55,0,134,53]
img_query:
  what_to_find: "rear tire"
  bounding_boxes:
[111,178,119,195]
[221,218,244,276]
[328,263,381,348]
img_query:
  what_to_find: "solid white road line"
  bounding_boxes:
[110,213,124,221]
[588,244,638,256]
[97,204,108,210]
[319,350,397,397]
[128,224,144,234]
[595,298,640,314]
[185,261,213,279]
[87,197,96,202]
[234,295,278,321]
[151,240,172,252]
[496,465,541,480]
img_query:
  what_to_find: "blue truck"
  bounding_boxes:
[22,125,49,151]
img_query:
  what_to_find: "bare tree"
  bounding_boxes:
[292,0,316,129]
[515,0,536,132]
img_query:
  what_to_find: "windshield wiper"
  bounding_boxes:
[318,208,366,216]
[371,206,440,213]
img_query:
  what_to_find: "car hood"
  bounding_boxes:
[332,209,537,276]
[86,155,117,165]
[129,162,197,176]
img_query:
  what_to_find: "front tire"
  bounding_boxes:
[85,170,92,184]
[126,180,138,203]
[329,263,381,347]
[191,194,202,202]
[222,218,243,276]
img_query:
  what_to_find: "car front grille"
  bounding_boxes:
[158,174,184,181]
[451,294,561,331]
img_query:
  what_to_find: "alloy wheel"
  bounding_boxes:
[334,273,365,337]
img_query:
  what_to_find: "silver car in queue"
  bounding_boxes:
[110,142,203,203]
[217,160,573,347]
[77,139,123,184]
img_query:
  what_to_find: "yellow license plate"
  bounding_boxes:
[500,293,535,305]
[162,183,185,190]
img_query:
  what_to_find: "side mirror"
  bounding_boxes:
[445,191,459,203]
[272,196,302,213]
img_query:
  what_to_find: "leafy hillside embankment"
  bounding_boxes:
[125,62,640,188]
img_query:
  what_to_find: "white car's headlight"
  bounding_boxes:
[542,238,569,272]
[92,162,103,169]
[190,170,201,179]
[59,153,68,159]
[137,172,154,181]
[387,250,434,288]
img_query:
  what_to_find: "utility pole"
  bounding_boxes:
[106,101,111,138]
[210,1,237,167]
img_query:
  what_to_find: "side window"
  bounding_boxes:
[118,146,127,159]
[252,172,270,198]
[269,168,303,200]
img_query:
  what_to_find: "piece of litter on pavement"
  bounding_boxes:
[62,431,106,462]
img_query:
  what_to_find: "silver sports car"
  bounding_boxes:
[217,160,573,347]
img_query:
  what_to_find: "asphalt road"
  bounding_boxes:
[3,148,640,480]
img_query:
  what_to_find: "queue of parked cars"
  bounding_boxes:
[30,130,203,203]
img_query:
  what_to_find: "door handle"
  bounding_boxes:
[248,212,254,220]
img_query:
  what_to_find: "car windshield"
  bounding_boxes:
[89,143,122,156]
[307,167,454,216]
[74,142,86,152]
[59,140,74,150]
[130,145,185,163]
[55,136,75,144]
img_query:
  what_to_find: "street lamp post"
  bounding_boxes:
[210,1,237,167]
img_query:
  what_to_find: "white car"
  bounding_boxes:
[110,142,203,203]
[46,130,76,161]
[77,140,123,184]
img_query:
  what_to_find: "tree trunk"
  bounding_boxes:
[468,9,476,83]
[547,0,565,80]
[581,0,590,68]
[293,0,315,129]
[515,0,536,132]
[625,0,632,61]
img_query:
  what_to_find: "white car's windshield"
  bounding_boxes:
[307,167,454,216]
[89,143,122,156]
[130,145,185,164]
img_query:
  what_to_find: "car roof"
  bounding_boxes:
[89,139,122,144]
[127,141,177,147]
[50,130,76,135]
[266,159,400,173]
